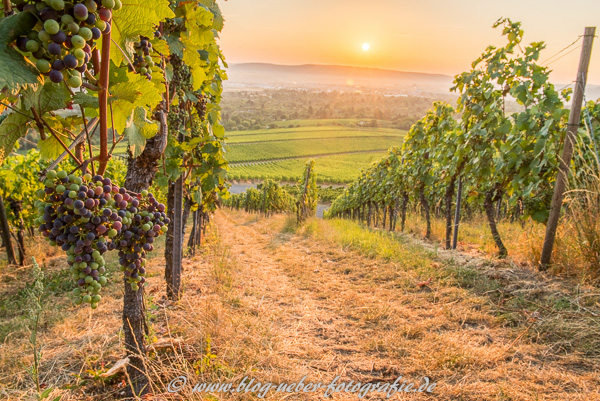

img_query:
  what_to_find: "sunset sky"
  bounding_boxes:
[219,0,600,86]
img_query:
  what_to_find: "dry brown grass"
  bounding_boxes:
[0,210,599,400]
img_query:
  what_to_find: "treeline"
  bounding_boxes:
[221,89,439,131]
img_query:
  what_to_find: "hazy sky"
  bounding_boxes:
[218,0,600,86]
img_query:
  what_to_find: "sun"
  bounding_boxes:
[362,43,370,51]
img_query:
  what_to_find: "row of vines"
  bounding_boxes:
[328,19,599,264]
[224,160,319,220]
[0,0,228,396]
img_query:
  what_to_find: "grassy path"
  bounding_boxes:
[193,210,599,400]
[2,209,598,400]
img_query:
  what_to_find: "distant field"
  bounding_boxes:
[265,118,394,128]
[229,153,386,183]
[227,127,402,144]
[227,123,406,183]
[227,136,400,163]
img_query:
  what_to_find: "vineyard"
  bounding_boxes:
[227,123,406,183]
[329,20,599,269]
[0,0,227,397]
[0,1,599,400]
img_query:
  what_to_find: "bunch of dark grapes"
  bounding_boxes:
[115,190,168,291]
[130,35,155,80]
[36,171,122,308]
[12,0,121,87]
[36,170,167,307]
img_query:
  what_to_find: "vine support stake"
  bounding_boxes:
[452,176,462,250]
[170,175,184,300]
[540,26,596,269]
[0,195,17,265]
[97,24,112,175]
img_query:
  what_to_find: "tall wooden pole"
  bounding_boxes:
[452,177,462,250]
[0,196,16,265]
[540,27,596,269]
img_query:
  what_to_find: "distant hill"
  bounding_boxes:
[225,63,455,95]
[224,62,600,101]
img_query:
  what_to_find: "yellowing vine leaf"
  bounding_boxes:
[125,107,159,158]
[0,112,30,166]
[109,72,163,133]
[110,0,175,65]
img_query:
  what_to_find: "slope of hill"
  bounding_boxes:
[225,63,455,95]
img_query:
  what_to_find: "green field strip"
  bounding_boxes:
[229,149,388,166]
[228,135,403,146]
[229,152,386,183]
[226,136,400,163]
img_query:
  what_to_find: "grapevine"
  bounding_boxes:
[35,169,167,308]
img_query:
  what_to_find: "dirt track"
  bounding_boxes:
[183,210,600,400]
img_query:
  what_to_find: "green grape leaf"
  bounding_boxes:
[199,0,225,32]
[124,107,159,158]
[0,12,43,94]
[110,0,175,65]
[0,112,30,165]
[109,72,163,133]
[150,37,170,56]
[166,34,184,58]
[21,82,70,115]
[157,175,169,188]
[38,120,69,160]
[72,92,99,108]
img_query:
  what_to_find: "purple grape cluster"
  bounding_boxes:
[36,170,167,307]
[36,171,122,308]
[115,190,168,291]
[12,0,120,87]
[131,36,155,80]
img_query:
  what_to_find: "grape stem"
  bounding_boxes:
[84,70,98,85]
[0,100,33,121]
[98,23,112,175]
[69,156,99,176]
[82,82,100,91]
[41,118,83,165]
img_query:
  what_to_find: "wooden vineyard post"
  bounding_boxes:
[540,27,595,269]
[0,195,16,265]
[452,177,462,250]
[170,175,184,300]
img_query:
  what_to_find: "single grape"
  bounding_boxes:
[51,31,66,44]
[85,0,98,12]
[114,0,122,10]
[79,27,93,41]
[47,42,62,56]
[73,3,89,20]
[91,27,101,40]
[40,8,58,22]
[53,59,66,71]
[67,21,80,34]
[73,48,85,60]
[38,30,51,42]
[49,69,64,83]
[26,40,40,52]
[61,14,74,24]
[44,19,60,35]
[50,0,65,11]
[98,8,111,21]
[71,35,85,49]
[36,59,52,73]
[63,54,78,69]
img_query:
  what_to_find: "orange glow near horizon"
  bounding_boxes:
[219,0,600,85]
